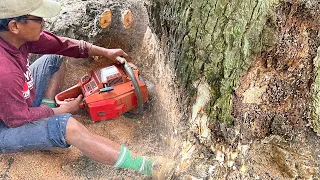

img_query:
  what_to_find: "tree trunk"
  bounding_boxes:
[148,0,320,178]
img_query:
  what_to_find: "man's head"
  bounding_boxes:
[0,0,61,43]
[0,0,61,19]
[0,15,43,32]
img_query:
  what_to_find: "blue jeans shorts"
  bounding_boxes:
[0,55,72,154]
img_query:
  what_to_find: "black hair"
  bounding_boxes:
[0,15,28,32]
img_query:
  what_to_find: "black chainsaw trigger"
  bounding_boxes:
[99,86,114,93]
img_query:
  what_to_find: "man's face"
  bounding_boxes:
[17,15,44,41]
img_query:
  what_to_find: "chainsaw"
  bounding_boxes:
[55,60,148,122]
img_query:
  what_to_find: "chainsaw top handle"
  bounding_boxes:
[123,59,144,116]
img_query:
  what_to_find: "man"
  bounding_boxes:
[0,0,173,179]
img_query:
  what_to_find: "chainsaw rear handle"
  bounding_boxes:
[55,83,85,108]
[123,59,144,116]
[56,96,85,109]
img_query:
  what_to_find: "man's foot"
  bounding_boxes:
[152,157,175,180]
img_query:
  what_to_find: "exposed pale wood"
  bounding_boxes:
[122,10,134,29]
[100,9,112,29]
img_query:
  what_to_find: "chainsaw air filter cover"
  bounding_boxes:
[55,62,148,122]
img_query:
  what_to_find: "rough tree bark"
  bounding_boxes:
[148,0,320,179]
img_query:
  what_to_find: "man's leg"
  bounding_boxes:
[65,117,156,176]
[30,54,65,107]
[44,59,66,100]
[0,114,71,154]
[0,115,173,178]
[65,117,120,164]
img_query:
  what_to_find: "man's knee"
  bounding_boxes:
[47,114,72,148]
[65,117,90,141]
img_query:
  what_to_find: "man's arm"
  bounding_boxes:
[27,31,128,63]
[88,45,128,63]
[27,31,91,58]
[0,74,53,128]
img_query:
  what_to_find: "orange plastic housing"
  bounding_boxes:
[55,62,148,122]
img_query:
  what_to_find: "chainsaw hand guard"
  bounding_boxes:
[123,60,144,116]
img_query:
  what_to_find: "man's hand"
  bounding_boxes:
[88,44,129,64]
[105,49,128,64]
[52,94,83,114]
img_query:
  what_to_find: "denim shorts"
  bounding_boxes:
[0,55,72,154]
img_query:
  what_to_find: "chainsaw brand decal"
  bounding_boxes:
[22,59,34,99]
[100,66,119,82]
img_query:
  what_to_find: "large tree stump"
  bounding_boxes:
[48,0,149,53]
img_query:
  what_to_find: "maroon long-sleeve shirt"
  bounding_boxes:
[0,31,90,128]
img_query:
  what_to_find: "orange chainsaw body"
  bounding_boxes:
[55,62,148,122]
